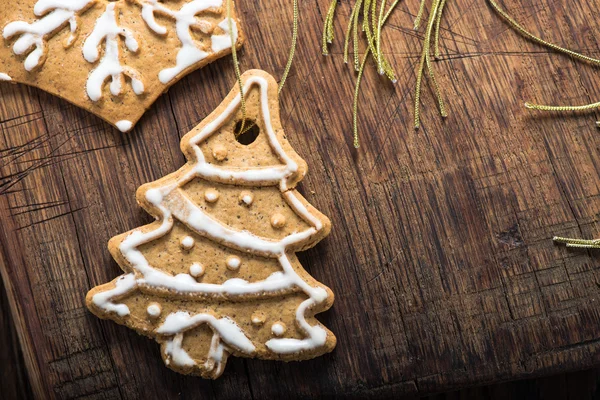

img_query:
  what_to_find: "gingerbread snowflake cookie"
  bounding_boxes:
[1,0,244,132]
[86,69,336,378]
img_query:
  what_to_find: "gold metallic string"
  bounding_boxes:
[553,236,600,249]
[322,0,337,55]
[352,0,363,71]
[487,0,600,249]
[227,0,247,135]
[229,0,299,136]
[414,0,448,129]
[433,0,446,59]
[487,0,600,117]
[343,0,361,67]
[323,0,401,148]
[279,0,299,94]
[414,0,426,30]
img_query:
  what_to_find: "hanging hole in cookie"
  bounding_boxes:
[234,119,260,145]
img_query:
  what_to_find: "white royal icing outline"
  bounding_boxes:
[159,311,255,370]
[0,73,12,81]
[83,3,144,102]
[92,75,331,362]
[3,0,241,102]
[139,0,239,84]
[3,0,94,71]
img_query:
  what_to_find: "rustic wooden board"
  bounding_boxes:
[2,0,600,398]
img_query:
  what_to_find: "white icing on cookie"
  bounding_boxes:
[271,322,286,336]
[239,191,253,206]
[226,256,241,270]
[181,235,195,250]
[210,18,238,53]
[251,312,265,326]
[92,76,331,357]
[147,302,162,318]
[187,77,299,191]
[3,0,93,71]
[145,188,163,204]
[166,189,317,255]
[83,3,144,102]
[158,311,255,355]
[189,262,204,278]
[164,333,195,367]
[4,0,241,106]
[116,120,133,132]
[0,73,12,81]
[283,190,323,230]
[270,213,286,229]
[140,0,237,84]
[92,273,136,317]
[204,188,219,203]
[205,332,226,375]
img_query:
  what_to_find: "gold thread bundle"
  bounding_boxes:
[322,0,450,147]
[323,0,401,147]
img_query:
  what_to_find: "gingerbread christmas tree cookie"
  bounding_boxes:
[86,69,336,378]
[0,0,244,132]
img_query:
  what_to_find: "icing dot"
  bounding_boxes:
[180,236,195,250]
[147,303,162,318]
[189,263,204,278]
[271,322,286,336]
[205,189,219,203]
[270,213,287,229]
[226,256,241,270]
[116,120,133,132]
[251,312,265,326]
[212,144,228,161]
[0,73,12,81]
[239,191,254,206]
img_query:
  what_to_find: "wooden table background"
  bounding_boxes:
[3,0,600,398]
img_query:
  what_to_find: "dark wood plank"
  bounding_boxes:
[0,268,32,400]
[2,0,600,398]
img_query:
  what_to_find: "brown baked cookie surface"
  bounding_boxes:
[0,0,244,132]
[86,70,336,379]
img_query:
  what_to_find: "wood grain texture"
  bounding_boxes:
[2,0,600,398]
[0,273,32,399]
